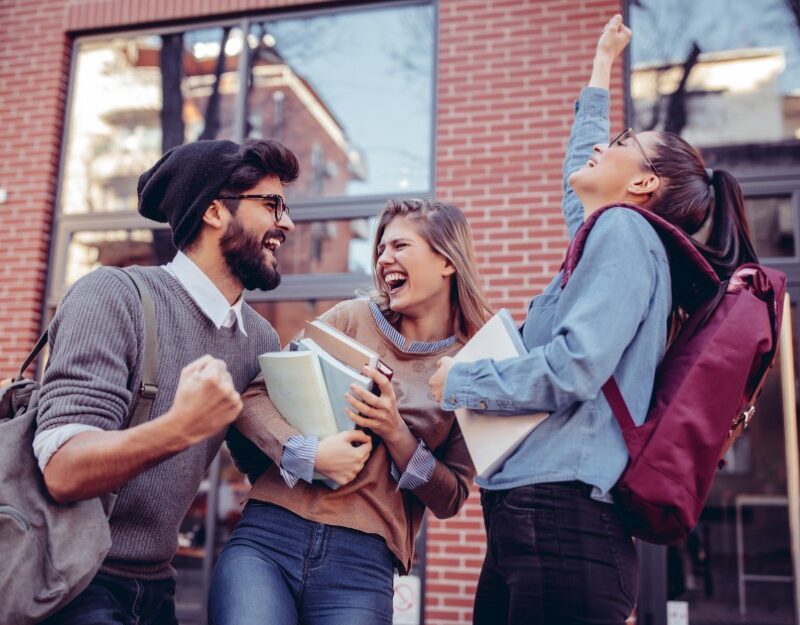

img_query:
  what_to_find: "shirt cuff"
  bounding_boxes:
[33,423,103,473]
[279,435,319,488]
[390,440,436,491]
[441,361,473,411]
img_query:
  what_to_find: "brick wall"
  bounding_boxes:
[430,1,623,622]
[0,0,71,374]
[0,0,624,623]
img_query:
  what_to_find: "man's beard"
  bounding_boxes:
[219,217,282,292]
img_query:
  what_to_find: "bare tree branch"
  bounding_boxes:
[159,33,185,153]
[664,42,701,135]
[199,26,232,141]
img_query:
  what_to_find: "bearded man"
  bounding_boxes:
[34,139,298,625]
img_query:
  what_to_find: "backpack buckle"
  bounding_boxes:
[729,406,755,436]
[742,405,755,428]
[140,383,158,398]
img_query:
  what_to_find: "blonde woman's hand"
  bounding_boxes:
[345,366,408,444]
[428,356,455,404]
[595,14,631,63]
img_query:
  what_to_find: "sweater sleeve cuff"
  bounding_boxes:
[279,435,318,488]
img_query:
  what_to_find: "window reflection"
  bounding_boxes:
[744,195,796,259]
[245,5,434,199]
[630,0,800,173]
[277,217,374,276]
[65,229,176,287]
[61,27,243,214]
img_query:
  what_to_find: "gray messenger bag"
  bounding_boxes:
[0,269,159,625]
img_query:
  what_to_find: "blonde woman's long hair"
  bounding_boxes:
[371,199,493,340]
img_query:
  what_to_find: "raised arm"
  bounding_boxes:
[562,15,632,239]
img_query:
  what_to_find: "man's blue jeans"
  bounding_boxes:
[208,501,395,625]
[40,571,177,625]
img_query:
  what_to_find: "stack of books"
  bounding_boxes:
[258,319,392,441]
[259,309,548,483]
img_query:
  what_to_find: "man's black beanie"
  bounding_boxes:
[137,139,240,249]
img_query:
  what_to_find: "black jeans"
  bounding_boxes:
[474,482,638,625]
[41,571,178,625]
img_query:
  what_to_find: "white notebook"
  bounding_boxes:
[257,350,339,440]
[454,309,548,477]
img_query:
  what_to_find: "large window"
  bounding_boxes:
[50,4,435,624]
[51,0,435,311]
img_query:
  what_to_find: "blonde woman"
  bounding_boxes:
[209,199,491,625]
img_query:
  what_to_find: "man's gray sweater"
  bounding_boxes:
[36,266,279,579]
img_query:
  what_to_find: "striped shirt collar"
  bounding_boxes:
[369,300,457,353]
[162,251,247,335]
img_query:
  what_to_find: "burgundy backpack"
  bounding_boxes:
[561,204,786,545]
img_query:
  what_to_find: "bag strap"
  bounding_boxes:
[602,377,645,462]
[14,330,49,381]
[116,269,160,429]
[15,268,160,429]
[602,378,636,432]
[560,203,720,313]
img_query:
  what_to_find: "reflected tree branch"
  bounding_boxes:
[664,42,701,135]
[199,26,232,141]
[160,33,185,153]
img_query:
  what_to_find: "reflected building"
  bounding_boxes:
[632,48,800,171]
[60,30,372,320]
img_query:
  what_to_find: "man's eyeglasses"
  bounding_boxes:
[217,194,289,222]
[609,128,659,177]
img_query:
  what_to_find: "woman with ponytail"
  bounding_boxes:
[429,15,758,625]
[647,133,757,278]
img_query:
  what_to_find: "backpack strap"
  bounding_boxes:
[601,378,641,460]
[18,268,160,429]
[560,203,720,311]
[14,330,50,382]
[120,270,160,429]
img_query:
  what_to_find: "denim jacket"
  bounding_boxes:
[442,87,672,499]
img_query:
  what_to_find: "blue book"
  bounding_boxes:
[297,337,373,433]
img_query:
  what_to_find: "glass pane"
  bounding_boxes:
[61,27,244,214]
[245,4,434,199]
[277,216,375,276]
[65,229,176,288]
[630,0,800,172]
[745,195,795,259]
[665,303,797,623]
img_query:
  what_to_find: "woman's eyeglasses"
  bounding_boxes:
[609,128,659,177]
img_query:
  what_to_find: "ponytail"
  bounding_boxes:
[693,169,758,279]
[649,132,758,280]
